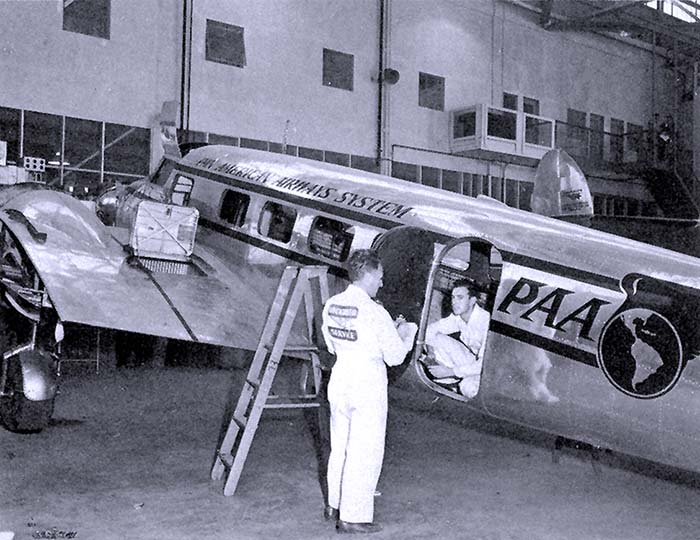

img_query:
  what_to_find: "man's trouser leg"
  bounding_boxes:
[327,398,351,512]
[338,400,387,523]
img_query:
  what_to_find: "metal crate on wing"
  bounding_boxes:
[129,201,199,262]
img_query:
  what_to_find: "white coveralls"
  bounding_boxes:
[321,284,414,523]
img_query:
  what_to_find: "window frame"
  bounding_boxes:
[205,19,247,68]
[258,201,297,244]
[322,48,354,91]
[62,0,111,40]
[219,189,250,227]
[418,72,445,111]
[308,216,355,262]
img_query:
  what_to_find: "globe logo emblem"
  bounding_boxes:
[598,308,683,399]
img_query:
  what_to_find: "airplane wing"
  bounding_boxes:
[0,185,303,351]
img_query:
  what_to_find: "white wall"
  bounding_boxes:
[0,0,181,127]
[0,0,686,173]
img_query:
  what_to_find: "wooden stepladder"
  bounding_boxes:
[211,265,330,496]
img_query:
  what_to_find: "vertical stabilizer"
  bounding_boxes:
[531,149,593,224]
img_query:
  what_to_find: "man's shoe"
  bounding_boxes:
[336,520,382,534]
[324,505,339,521]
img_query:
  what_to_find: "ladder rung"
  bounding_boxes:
[246,377,261,390]
[284,345,319,353]
[232,413,247,430]
[265,395,321,409]
[217,452,233,470]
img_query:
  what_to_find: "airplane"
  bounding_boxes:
[0,120,699,480]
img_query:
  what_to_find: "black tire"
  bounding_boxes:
[0,358,54,433]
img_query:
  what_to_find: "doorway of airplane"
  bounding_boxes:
[416,238,502,400]
[372,226,441,382]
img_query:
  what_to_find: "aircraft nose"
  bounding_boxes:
[95,187,118,226]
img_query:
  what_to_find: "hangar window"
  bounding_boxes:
[206,19,246,68]
[220,189,250,227]
[259,202,296,243]
[323,48,354,91]
[63,0,111,40]
[419,72,445,111]
[308,217,354,262]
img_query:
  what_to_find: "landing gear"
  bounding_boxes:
[0,226,58,433]
[0,351,55,433]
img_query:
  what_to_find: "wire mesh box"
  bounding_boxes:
[129,201,199,262]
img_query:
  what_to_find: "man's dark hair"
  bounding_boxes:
[452,278,478,296]
[347,249,381,282]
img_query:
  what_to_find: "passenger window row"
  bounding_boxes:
[218,188,357,262]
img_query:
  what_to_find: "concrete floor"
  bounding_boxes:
[3,364,700,540]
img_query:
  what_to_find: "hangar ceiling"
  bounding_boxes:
[510,0,700,61]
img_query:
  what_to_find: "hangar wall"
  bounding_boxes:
[0,0,684,211]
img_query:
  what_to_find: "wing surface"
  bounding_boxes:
[0,187,301,351]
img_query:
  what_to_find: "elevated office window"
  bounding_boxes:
[206,19,246,68]
[323,48,354,91]
[609,118,624,163]
[567,108,588,158]
[259,202,296,243]
[502,93,518,111]
[523,97,540,115]
[308,217,354,262]
[63,0,110,39]
[419,72,445,111]
[220,189,250,227]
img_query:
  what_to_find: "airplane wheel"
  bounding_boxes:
[0,358,54,433]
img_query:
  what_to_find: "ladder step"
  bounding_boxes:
[217,452,233,470]
[284,345,319,354]
[232,413,247,430]
[265,395,321,409]
[246,377,261,390]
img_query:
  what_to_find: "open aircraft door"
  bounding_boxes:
[372,226,440,382]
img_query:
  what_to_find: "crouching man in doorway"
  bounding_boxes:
[321,249,417,534]
[425,279,490,398]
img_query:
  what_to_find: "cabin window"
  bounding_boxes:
[206,19,246,68]
[308,217,354,262]
[258,202,296,243]
[219,189,250,227]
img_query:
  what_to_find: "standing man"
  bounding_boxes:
[321,249,417,534]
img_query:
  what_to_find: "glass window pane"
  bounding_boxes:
[419,72,445,111]
[525,117,552,146]
[209,133,239,146]
[518,181,533,212]
[391,161,417,183]
[206,19,246,68]
[505,179,519,207]
[308,216,354,262]
[523,97,540,115]
[503,93,518,111]
[23,110,63,164]
[487,109,516,140]
[323,48,354,91]
[219,189,250,227]
[421,166,439,188]
[453,110,476,139]
[350,155,379,173]
[64,116,102,172]
[61,170,101,200]
[442,169,461,194]
[104,123,150,176]
[0,107,21,164]
[63,0,110,40]
[324,150,350,167]
[258,202,296,243]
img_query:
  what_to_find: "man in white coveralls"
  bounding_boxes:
[321,249,417,534]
